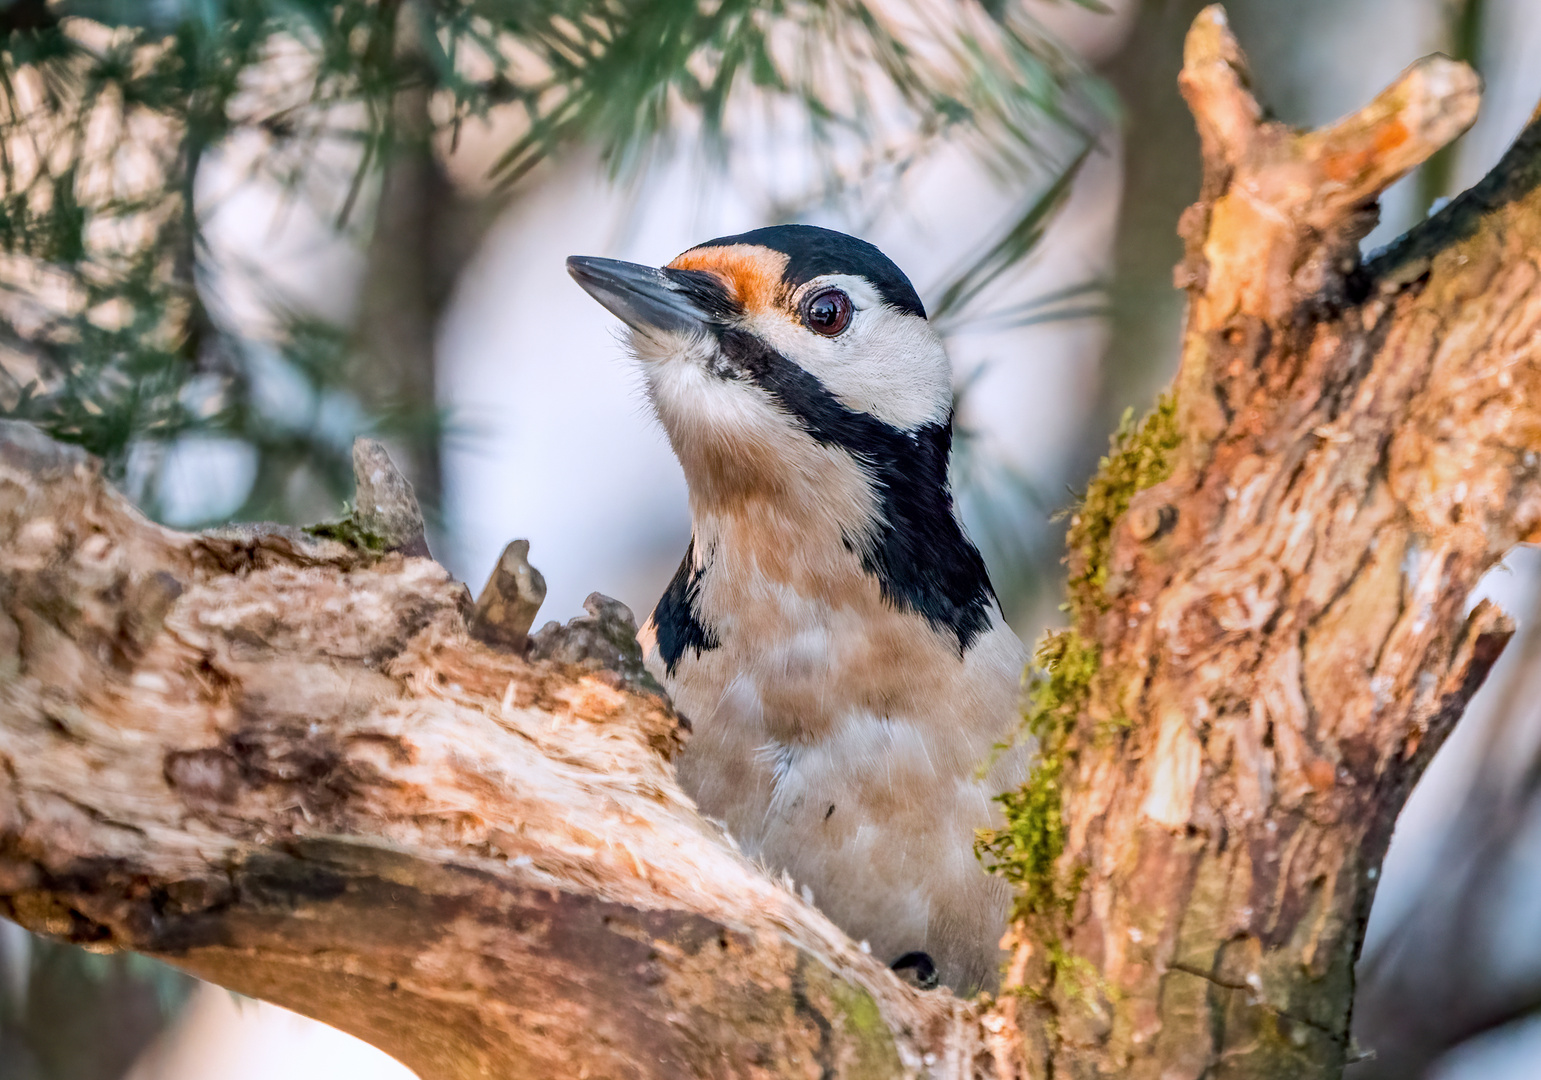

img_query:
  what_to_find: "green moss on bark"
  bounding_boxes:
[977,395,1183,996]
[304,503,389,552]
[1066,394,1181,610]
[977,629,1097,925]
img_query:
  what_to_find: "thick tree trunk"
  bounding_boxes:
[1,7,1539,1078]
[995,9,1532,1078]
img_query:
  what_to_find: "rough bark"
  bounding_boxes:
[0,421,983,1078]
[996,8,1536,1078]
[1,6,1540,1079]
[1351,582,1541,1077]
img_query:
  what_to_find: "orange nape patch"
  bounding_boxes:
[667,244,793,318]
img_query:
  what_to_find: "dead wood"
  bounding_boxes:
[0,422,973,1078]
[1,6,1540,1078]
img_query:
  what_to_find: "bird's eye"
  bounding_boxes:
[802,288,853,336]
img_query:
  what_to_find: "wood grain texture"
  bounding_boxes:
[0,421,973,1079]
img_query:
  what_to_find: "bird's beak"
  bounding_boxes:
[566,256,711,335]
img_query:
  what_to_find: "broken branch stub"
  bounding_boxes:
[527,592,667,702]
[351,437,431,558]
[468,538,547,654]
[1175,6,1479,331]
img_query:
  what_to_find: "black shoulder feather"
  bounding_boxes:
[651,538,721,676]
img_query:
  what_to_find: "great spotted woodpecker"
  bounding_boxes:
[569,225,1028,993]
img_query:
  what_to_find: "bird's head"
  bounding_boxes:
[567,225,952,507]
[569,225,996,650]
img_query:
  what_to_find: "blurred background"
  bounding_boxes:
[0,0,1539,1076]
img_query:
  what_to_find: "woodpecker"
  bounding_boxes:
[567,225,1028,994]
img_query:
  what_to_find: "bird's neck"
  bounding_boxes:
[684,421,997,652]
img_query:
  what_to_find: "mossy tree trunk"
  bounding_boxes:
[988,8,1539,1077]
[1,7,1539,1078]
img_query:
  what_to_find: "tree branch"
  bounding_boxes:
[0,422,966,1079]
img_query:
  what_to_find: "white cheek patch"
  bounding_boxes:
[744,274,953,432]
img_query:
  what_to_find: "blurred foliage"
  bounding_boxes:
[0,0,1101,525]
[0,927,191,1080]
[0,0,1107,1072]
[929,140,1095,324]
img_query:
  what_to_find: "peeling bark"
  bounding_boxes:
[998,7,1539,1078]
[2,6,1541,1078]
[0,424,969,1079]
